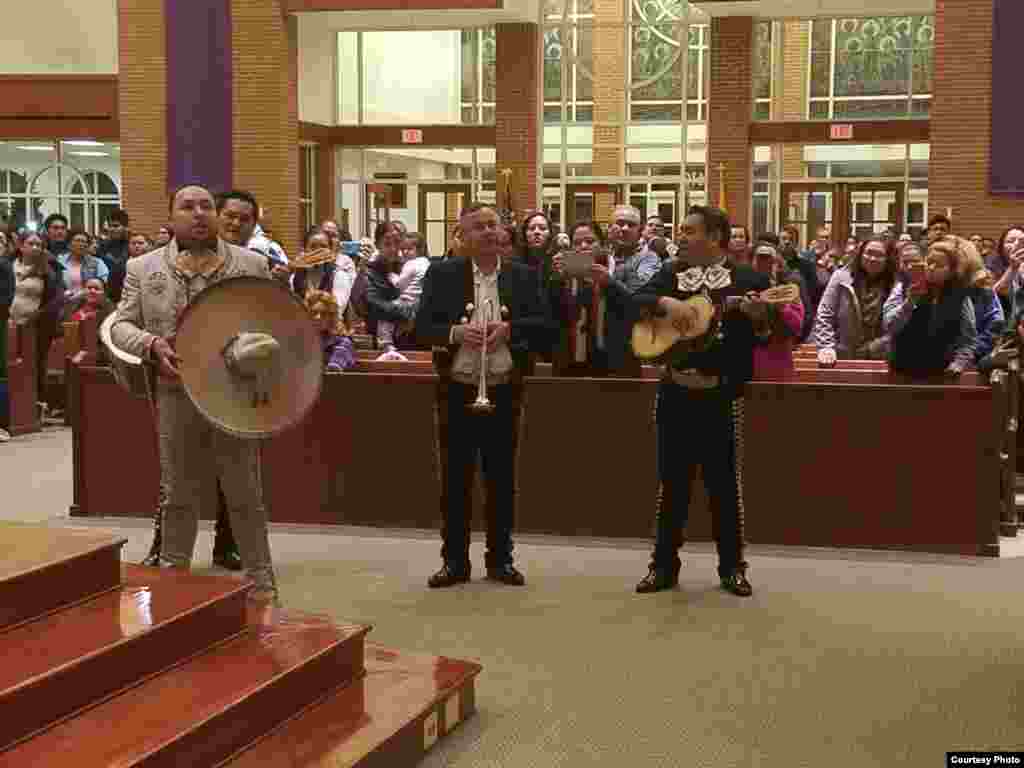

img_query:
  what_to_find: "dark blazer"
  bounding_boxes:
[416,256,549,378]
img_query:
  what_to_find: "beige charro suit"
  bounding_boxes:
[110,238,276,592]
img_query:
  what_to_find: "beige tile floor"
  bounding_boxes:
[6,425,1024,767]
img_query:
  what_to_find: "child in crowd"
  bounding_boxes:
[750,235,806,380]
[885,235,977,376]
[375,231,431,361]
[305,289,355,372]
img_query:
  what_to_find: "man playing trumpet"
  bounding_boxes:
[415,204,549,588]
[633,205,772,598]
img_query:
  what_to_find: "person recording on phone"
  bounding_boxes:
[992,226,1024,318]
[885,235,977,377]
[547,221,614,377]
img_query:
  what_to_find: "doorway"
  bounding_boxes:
[780,182,904,247]
[418,184,471,258]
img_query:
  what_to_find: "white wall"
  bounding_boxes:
[298,16,337,125]
[0,0,118,73]
[359,31,462,124]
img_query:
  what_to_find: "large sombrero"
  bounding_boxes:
[175,276,322,439]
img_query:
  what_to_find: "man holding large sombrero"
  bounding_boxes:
[108,184,319,602]
[632,205,775,598]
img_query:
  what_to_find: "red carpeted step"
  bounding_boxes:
[0,523,124,631]
[226,645,481,768]
[0,606,371,768]
[0,564,248,752]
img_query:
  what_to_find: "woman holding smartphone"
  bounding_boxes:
[886,235,978,376]
[992,226,1024,317]
[549,220,611,377]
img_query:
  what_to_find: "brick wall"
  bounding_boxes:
[707,17,753,226]
[930,0,1024,236]
[496,24,539,215]
[778,21,809,181]
[231,1,300,258]
[592,0,625,223]
[117,0,168,239]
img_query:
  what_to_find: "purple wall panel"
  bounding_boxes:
[991,0,1024,197]
[165,0,233,194]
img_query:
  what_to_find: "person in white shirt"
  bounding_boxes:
[415,205,549,589]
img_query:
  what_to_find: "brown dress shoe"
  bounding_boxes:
[485,564,525,586]
[428,563,471,589]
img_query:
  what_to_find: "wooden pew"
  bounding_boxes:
[67,362,1005,556]
[5,323,40,435]
[745,371,1001,556]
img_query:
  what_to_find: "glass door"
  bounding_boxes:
[418,184,471,258]
[847,183,904,241]
[780,183,842,247]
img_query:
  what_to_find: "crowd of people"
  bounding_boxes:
[3,200,1024,440]
[2,186,1023,601]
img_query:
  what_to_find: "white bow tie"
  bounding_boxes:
[677,264,732,293]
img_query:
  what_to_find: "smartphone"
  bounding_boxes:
[340,241,361,257]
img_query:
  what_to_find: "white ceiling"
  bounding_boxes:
[301,0,541,30]
[692,0,934,17]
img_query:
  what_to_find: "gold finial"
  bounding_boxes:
[717,162,727,211]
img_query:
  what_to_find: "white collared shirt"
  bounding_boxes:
[451,261,514,383]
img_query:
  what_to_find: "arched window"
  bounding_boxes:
[0,170,28,230]
[65,170,121,232]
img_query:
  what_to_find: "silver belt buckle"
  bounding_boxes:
[669,367,719,389]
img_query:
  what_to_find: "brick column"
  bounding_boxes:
[930,0,1024,235]
[118,0,168,239]
[707,17,753,225]
[232,1,300,259]
[496,23,539,215]
[592,0,626,224]
[779,21,809,180]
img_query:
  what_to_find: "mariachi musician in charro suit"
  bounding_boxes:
[632,205,771,598]
[415,203,549,589]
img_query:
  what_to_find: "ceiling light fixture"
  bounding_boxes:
[70,151,109,157]
[15,145,54,152]
[62,140,104,147]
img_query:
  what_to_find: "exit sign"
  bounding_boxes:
[401,129,423,144]
[830,123,854,140]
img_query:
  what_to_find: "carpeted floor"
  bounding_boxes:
[6,426,1024,767]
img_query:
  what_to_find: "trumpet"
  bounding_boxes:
[468,298,496,413]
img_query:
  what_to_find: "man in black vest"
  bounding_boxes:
[633,205,770,597]
[416,203,549,588]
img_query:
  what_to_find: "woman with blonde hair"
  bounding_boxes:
[884,235,978,376]
[304,289,355,372]
[956,236,1005,364]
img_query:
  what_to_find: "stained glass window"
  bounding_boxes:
[807,16,933,120]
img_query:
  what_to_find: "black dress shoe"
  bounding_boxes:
[486,564,525,586]
[635,566,679,593]
[720,569,753,597]
[428,563,471,589]
[213,549,244,572]
[140,551,163,567]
